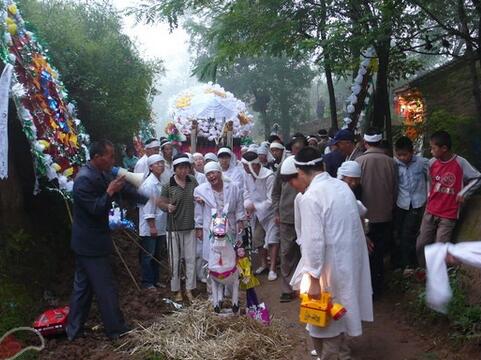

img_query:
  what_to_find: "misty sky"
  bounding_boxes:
[113,0,200,134]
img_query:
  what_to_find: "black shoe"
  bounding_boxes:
[214,306,220,313]
[107,326,132,341]
[232,304,239,314]
[279,292,296,303]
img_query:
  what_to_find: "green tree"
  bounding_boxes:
[18,0,163,144]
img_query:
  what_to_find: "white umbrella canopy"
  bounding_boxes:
[169,82,253,141]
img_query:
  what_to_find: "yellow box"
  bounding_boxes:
[299,292,331,327]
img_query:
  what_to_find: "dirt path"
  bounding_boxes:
[255,273,479,360]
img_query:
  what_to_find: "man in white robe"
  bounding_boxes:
[194,162,245,312]
[291,147,373,359]
[241,150,280,281]
[218,147,245,191]
[134,139,160,179]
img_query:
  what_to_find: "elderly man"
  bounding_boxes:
[356,127,397,297]
[217,147,245,190]
[192,152,205,173]
[269,142,286,171]
[160,139,174,177]
[138,154,168,289]
[291,147,373,359]
[66,140,148,341]
[158,153,199,302]
[194,161,245,312]
[134,138,160,179]
[242,150,280,281]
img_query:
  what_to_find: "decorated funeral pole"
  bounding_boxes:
[167,83,254,157]
[342,48,378,133]
[0,0,89,198]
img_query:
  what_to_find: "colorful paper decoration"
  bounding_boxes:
[0,0,90,194]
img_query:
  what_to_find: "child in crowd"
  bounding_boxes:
[394,137,428,275]
[416,131,481,266]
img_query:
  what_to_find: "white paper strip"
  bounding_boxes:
[0,63,13,179]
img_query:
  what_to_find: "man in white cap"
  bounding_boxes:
[158,153,199,302]
[292,147,372,359]
[273,155,301,302]
[134,138,160,179]
[204,152,218,164]
[356,127,397,298]
[138,154,168,289]
[242,150,280,281]
[270,141,286,171]
[217,147,245,191]
[194,161,245,312]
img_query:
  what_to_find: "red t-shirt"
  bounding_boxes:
[426,155,479,219]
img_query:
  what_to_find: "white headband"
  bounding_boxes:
[294,157,324,166]
[160,141,172,149]
[204,161,222,175]
[337,161,361,178]
[147,154,164,166]
[241,157,260,165]
[172,157,191,166]
[257,146,269,155]
[145,140,160,149]
[364,133,382,142]
[280,156,297,175]
[217,147,232,156]
[270,142,285,150]
[204,152,218,162]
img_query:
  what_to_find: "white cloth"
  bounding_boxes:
[0,64,13,179]
[138,173,167,236]
[337,161,362,178]
[223,163,245,191]
[134,154,149,179]
[195,170,206,184]
[147,154,164,166]
[194,178,245,261]
[291,172,373,338]
[243,166,279,245]
[425,241,481,314]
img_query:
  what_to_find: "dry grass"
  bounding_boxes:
[117,300,294,360]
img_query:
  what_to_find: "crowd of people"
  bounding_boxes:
[65,127,481,359]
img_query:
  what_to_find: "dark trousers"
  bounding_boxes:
[140,235,163,287]
[66,255,128,340]
[367,222,392,296]
[394,206,423,269]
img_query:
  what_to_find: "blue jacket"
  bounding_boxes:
[71,163,147,256]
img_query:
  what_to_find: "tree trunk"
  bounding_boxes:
[324,60,338,131]
[372,45,391,144]
[458,0,481,123]
[261,109,271,140]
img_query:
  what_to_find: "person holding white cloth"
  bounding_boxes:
[291,147,373,359]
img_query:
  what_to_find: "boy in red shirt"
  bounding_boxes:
[416,131,481,266]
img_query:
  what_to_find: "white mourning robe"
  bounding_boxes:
[134,154,149,179]
[223,163,245,191]
[138,172,167,236]
[194,178,245,261]
[295,172,373,338]
[243,166,279,245]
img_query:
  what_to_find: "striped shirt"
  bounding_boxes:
[161,174,198,231]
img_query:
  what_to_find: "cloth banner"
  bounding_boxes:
[0,64,13,179]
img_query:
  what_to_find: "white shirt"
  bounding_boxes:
[195,171,206,185]
[138,172,167,236]
[133,154,149,179]
[295,172,373,338]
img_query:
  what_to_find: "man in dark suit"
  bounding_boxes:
[66,140,148,341]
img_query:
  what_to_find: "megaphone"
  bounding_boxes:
[111,167,144,188]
